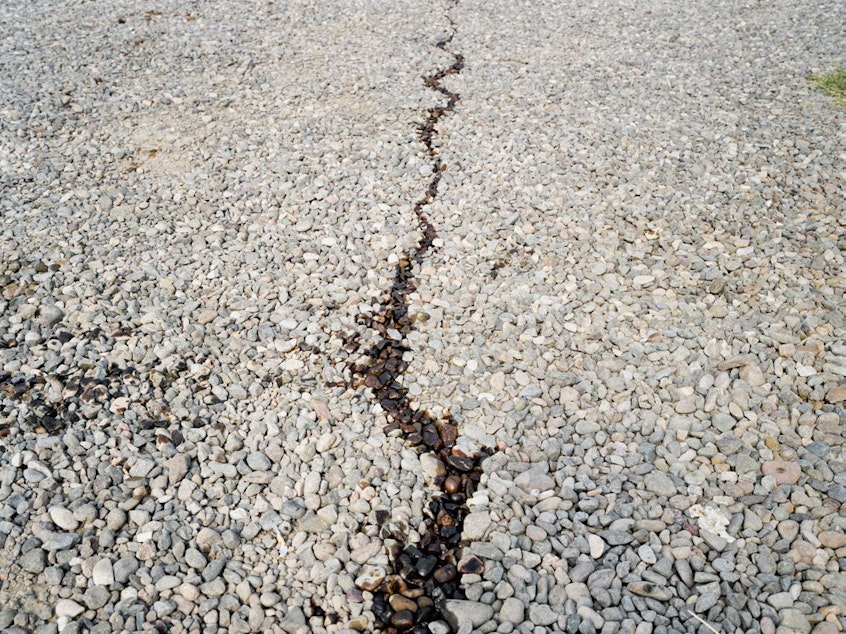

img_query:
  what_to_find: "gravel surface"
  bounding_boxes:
[1,0,845,633]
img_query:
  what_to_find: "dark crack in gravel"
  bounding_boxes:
[348,1,492,632]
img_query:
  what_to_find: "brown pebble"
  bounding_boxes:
[403,589,425,599]
[390,610,414,630]
[444,475,461,494]
[438,422,457,445]
[436,509,455,527]
[433,564,457,583]
[383,575,407,595]
[389,594,417,613]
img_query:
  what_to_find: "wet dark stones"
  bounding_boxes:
[345,1,497,631]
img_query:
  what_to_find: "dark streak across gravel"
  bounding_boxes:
[348,2,491,631]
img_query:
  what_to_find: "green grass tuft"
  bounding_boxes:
[810,67,846,105]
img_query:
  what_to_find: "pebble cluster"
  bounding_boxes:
[1,0,844,633]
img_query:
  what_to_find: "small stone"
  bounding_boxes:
[185,547,207,570]
[165,454,190,485]
[390,610,414,629]
[734,454,759,474]
[280,499,306,520]
[434,564,457,583]
[197,309,218,324]
[778,520,799,541]
[457,554,484,575]
[627,582,673,601]
[694,582,721,612]
[354,566,386,591]
[55,599,85,618]
[825,386,846,403]
[83,585,110,610]
[49,506,79,531]
[587,534,605,558]
[443,600,494,629]
[740,364,766,386]
[39,304,65,326]
[638,545,657,565]
[420,454,446,483]
[565,582,591,602]
[767,592,794,610]
[40,532,79,551]
[389,595,417,613]
[315,433,337,453]
[675,398,697,414]
[279,606,307,633]
[444,475,461,494]
[129,458,155,478]
[247,452,272,471]
[92,559,114,586]
[463,511,491,540]
[633,275,655,287]
[297,513,330,533]
[179,583,200,601]
[778,609,811,634]
[21,549,47,574]
[73,504,97,525]
[526,525,547,541]
[196,527,222,549]
[351,540,382,565]
[514,469,555,492]
[600,530,632,546]
[762,461,802,485]
[157,575,182,591]
[113,556,140,583]
[200,578,226,597]
[105,508,127,532]
[818,531,846,549]
[528,604,558,626]
[500,597,524,623]
[153,600,177,617]
[644,472,677,496]
[428,622,451,634]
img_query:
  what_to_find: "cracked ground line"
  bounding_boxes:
[344,1,494,632]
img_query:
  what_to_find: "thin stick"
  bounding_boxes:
[686,609,721,634]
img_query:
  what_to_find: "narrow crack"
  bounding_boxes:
[347,2,491,632]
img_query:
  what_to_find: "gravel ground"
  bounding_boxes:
[1,0,844,633]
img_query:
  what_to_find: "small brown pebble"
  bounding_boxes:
[383,575,407,595]
[444,475,461,494]
[390,610,414,630]
[389,594,417,613]
[438,422,457,445]
[433,564,457,583]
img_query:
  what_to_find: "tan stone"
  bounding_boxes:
[826,386,846,403]
[762,460,802,485]
[818,531,846,549]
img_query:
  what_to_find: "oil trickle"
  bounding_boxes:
[348,2,491,632]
